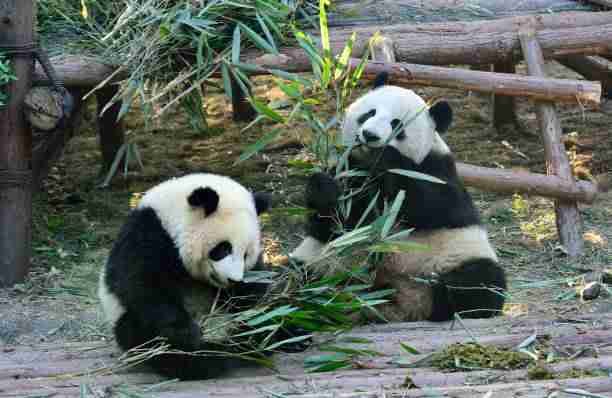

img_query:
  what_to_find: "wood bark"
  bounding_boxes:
[348,59,601,106]
[95,85,125,174]
[38,55,602,106]
[456,162,598,203]
[33,55,127,87]
[31,89,86,192]
[244,15,612,68]
[557,55,612,97]
[0,0,34,286]
[519,27,584,257]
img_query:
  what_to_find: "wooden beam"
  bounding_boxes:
[456,163,598,204]
[349,59,601,107]
[0,0,35,286]
[519,27,584,257]
[95,85,125,175]
[33,55,127,87]
[243,16,612,68]
[557,55,612,97]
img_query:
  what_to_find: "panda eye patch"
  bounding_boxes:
[357,109,376,125]
[391,119,406,140]
[209,241,232,261]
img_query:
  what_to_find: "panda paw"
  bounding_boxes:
[159,320,203,351]
[305,172,340,211]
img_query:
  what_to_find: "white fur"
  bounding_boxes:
[342,86,450,164]
[290,236,326,263]
[138,173,263,287]
[98,269,125,324]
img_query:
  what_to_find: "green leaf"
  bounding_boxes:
[381,190,405,239]
[256,12,277,53]
[335,32,356,80]
[246,304,298,327]
[387,169,447,185]
[234,128,282,165]
[231,25,241,64]
[307,361,353,373]
[249,97,285,123]
[221,63,233,103]
[400,342,422,355]
[265,334,312,351]
[238,22,278,55]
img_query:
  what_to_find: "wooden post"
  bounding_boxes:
[492,60,519,130]
[519,27,584,257]
[230,74,256,122]
[96,85,125,174]
[0,0,35,286]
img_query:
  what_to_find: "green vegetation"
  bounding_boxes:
[0,52,17,107]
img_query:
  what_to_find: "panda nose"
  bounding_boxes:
[362,130,379,143]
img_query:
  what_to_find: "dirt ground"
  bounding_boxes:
[1,60,611,349]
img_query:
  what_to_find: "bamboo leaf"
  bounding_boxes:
[238,22,277,54]
[400,342,421,355]
[231,25,241,64]
[380,190,405,239]
[388,169,447,185]
[249,97,285,123]
[234,128,282,165]
[246,305,298,327]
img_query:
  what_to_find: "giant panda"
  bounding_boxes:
[290,73,507,323]
[98,173,303,380]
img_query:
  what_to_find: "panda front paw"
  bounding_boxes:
[305,172,340,211]
[159,320,203,351]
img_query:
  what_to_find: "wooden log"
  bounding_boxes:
[244,16,612,68]
[519,27,584,257]
[584,0,612,8]
[39,55,603,106]
[456,162,599,203]
[31,89,86,192]
[349,59,601,107]
[95,85,125,175]
[369,35,396,63]
[33,55,127,87]
[492,60,519,129]
[557,55,612,97]
[0,0,35,287]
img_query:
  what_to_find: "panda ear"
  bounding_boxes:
[188,187,219,216]
[373,72,389,89]
[253,192,271,215]
[429,101,453,134]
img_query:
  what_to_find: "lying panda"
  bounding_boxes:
[99,173,300,380]
[291,73,507,322]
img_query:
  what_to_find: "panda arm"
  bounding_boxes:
[375,146,480,229]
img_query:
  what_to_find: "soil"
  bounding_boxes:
[1,60,611,350]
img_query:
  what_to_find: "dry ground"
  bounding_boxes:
[0,61,611,353]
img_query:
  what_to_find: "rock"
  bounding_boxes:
[580,281,601,301]
[602,269,612,285]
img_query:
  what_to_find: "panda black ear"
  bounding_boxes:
[253,192,271,215]
[429,101,453,134]
[373,72,389,89]
[188,187,219,216]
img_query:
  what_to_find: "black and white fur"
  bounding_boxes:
[99,173,294,380]
[291,73,507,322]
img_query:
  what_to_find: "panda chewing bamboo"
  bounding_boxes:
[291,72,507,322]
[99,173,304,380]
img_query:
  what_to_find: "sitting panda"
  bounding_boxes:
[99,173,303,380]
[290,73,507,323]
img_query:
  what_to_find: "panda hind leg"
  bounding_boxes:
[114,311,262,380]
[429,259,507,322]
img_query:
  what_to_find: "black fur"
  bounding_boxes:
[429,101,453,134]
[373,71,389,88]
[188,187,219,215]
[253,192,272,215]
[104,207,307,380]
[429,259,507,321]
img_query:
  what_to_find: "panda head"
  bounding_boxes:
[342,73,453,164]
[138,173,271,288]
